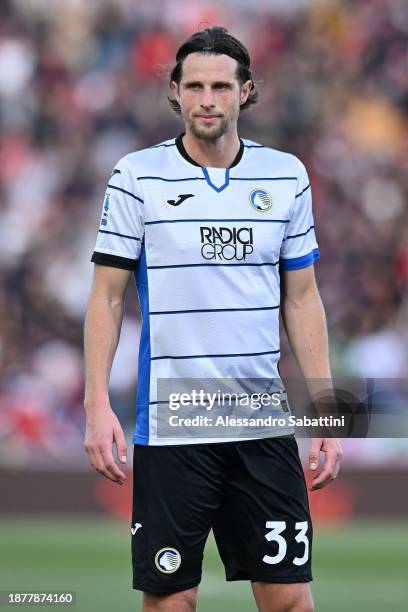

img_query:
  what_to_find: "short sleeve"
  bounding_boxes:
[279,160,320,271]
[91,156,144,271]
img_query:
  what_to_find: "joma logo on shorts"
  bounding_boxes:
[200,226,254,261]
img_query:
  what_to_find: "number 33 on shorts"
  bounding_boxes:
[263,521,309,566]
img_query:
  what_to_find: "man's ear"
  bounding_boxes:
[170,81,180,103]
[240,79,253,105]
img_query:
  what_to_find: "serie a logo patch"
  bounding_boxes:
[101,193,110,226]
[154,547,181,573]
[249,188,273,211]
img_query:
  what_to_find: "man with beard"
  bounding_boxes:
[84,26,342,612]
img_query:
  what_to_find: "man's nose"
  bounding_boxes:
[200,87,215,108]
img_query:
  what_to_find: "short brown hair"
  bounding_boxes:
[168,26,258,115]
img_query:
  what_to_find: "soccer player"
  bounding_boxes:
[84,26,342,612]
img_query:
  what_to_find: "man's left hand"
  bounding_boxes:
[308,437,343,491]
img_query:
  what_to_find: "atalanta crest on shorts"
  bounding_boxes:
[154,547,181,573]
[249,188,273,211]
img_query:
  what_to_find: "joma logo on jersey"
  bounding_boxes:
[200,226,254,261]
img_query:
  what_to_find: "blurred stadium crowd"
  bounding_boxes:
[0,0,407,466]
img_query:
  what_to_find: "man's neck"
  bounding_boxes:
[182,130,241,168]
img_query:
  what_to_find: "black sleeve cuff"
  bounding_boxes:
[91,251,138,271]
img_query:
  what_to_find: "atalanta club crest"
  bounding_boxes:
[154,547,181,573]
[249,188,273,211]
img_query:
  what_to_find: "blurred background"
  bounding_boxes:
[0,0,407,610]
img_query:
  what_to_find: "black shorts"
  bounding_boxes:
[131,436,312,595]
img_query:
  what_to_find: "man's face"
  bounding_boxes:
[171,52,252,141]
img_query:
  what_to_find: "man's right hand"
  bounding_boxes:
[84,404,128,485]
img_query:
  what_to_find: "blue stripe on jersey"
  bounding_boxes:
[149,305,280,315]
[244,144,265,148]
[107,184,144,203]
[147,261,280,269]
[150,143,176,148]
[283,225,315,241]
[145,218,289,225]
[134,243,151,445]
[151,349,280,361]
[137,176,203,182]
[230,177,297,181]
[98,230,141,241]
[202,167,230,193]
[280,248,320,271]
[295,184,311,198]
[137,176,298,182]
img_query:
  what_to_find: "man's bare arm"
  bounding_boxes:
[280,265,342,491]
[84,263,132,484]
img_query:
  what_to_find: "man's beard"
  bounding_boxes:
[188,115,229,141]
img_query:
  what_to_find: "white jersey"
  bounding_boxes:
[92,135,319,445]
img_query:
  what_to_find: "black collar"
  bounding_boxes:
[175,133,244,168]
